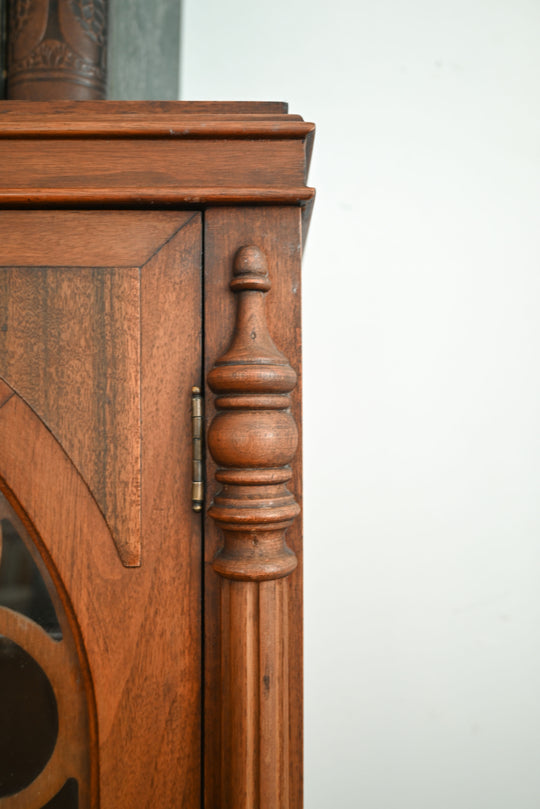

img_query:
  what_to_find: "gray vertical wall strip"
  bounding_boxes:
[107,0,181,100]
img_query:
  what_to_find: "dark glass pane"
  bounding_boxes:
[0,636,59,797]
[0,517,62,639]
[42,779,79,809]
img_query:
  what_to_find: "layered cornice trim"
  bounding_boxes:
[0,187,315,207]
[0,118,314,139]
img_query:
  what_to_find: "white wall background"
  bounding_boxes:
[182,3,540,807]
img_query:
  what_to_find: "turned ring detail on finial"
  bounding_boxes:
[207,245,300,582]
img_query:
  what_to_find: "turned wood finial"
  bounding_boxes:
[208,245,300,581]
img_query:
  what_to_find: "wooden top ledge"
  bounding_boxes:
[0,101,315,238]
[0,101,314,139]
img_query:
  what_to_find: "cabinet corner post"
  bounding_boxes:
[207,244,299,808]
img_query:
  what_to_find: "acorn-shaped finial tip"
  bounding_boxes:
[234,245,267,277]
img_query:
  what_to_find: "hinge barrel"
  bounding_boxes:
[191,386,204,511]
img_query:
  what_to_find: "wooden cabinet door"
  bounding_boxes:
[0,210,203,808]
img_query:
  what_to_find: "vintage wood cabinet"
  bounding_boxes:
[0,102,314,809]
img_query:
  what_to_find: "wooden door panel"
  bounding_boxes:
[0,210,198,567]
[0,211,202,808]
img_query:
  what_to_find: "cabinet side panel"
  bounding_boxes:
[204,207,303,809]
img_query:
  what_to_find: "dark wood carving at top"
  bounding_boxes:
[7,0,107,99]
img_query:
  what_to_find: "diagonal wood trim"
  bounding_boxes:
[0,379,14,409]
[0,210,197,266]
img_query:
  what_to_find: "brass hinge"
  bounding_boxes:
[191,386,204,512]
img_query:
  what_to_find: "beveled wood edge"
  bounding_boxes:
[0,193,316,243]
[0,119,315,139]
[0,187,316,207]
[305,127,315,179]
[0,100,290,115]
[0,100,313,139]
[302,198,315,247]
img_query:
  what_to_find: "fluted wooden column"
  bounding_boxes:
[208,245,300,809]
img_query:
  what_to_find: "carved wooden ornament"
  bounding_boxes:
[208,245,300,807]
[7,0,107,99]
[208,244,299,580]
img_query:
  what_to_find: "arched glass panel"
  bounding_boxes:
[0,636,58,796]
[0,516,61,639]
[42,779,78,809]
[0,492,91,808]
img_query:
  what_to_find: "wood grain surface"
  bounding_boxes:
[0,138,307,188]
